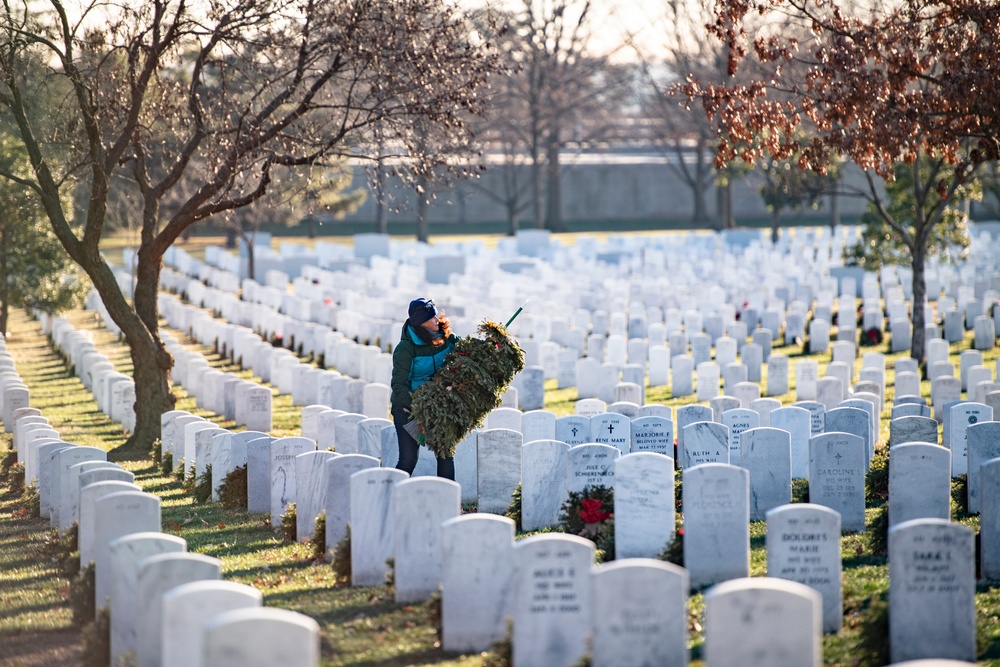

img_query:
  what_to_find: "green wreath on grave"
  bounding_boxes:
[409,320,525,459]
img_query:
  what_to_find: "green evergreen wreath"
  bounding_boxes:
[409,320,525,458]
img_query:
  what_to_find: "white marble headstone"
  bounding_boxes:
[683,463,750,588]
[393,477,461,603]
[440,515,515,652]
[512,534,594,667]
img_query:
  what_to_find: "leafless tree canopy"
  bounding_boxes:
[0,0,502,250]
[0,0,504,451]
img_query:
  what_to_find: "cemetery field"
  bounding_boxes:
[3,301,1000,666]
[102,227,725,267]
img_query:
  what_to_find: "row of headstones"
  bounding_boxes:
[573,329,999,402]
[159,262,402,358]
[165,224,998,381]
[164,258,838,422]
[287,397,930,554]
[19,376,988,664]
[379,384,1000,546]
[343,466,984,666]
[152,294,996,540]
[18,421,321,667]
[92,269,387,399]
[176,228,988,368]
[177,282,396,385]
[309,368,999,533]
[499,422,860,536]
[0,336,30,433]
[158,273,383,362]
[159,235,999,420]
[39,313,137,431]
[157,289,397,416]
[275,365,1000,527]
[181,229,878,347]
[40,308,277,434]
[161,407,426,544]
[161,232,836,391]
[507,259,992,366]
[924,339,1000,398]
[11,308,354,666]
[82,287,396,429]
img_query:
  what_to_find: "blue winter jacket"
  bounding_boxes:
[390,322,458,408]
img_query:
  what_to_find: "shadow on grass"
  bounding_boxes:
[0,626,79,663]
[842,553,887,569]
[4,596,72,620]
[0,569,69,589]
[201,540,314,564]
[107,447,153,463]
[265,593,390,623]
[330,648,467,667]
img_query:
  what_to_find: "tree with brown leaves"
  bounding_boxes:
[0,0,504,455]
[682,0,999,363]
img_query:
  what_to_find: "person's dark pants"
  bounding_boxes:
[391,403,455,480]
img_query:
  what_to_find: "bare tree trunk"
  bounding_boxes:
[241,230,257,282]
[724,182,736,228]
[771,209,781,244]
[103,245,175,458]
[828,188,841,231]
[693,185,708,227]
[544,129,564,232]
[714,186,726,231]
[507,208,519,236]
[531,156,544,230]
[416,175,429,243]
[0,226,8,336]
[374,165,388,235]
[910,242,927,366]
[692,137,711,226]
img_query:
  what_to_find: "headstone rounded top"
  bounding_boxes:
[203,605,321,634]
[705,575,822,602]
[162,579,263,605]
[394,476,461,492]
[765,502,841,521]
[109,531,186,551]
[593,557,687,578]
[138,550,221,572]
[514,531,597,552]
[441,513,516,531]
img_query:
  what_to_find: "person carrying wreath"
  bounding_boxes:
[390,297,460,480]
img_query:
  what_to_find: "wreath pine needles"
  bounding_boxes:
[410,320,525,458]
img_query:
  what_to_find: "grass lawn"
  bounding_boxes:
[2,303,1000,666]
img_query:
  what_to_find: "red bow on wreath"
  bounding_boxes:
[579,498,611,524]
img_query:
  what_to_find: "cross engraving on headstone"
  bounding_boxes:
[607,424,615,434]
[571,427,579,438]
